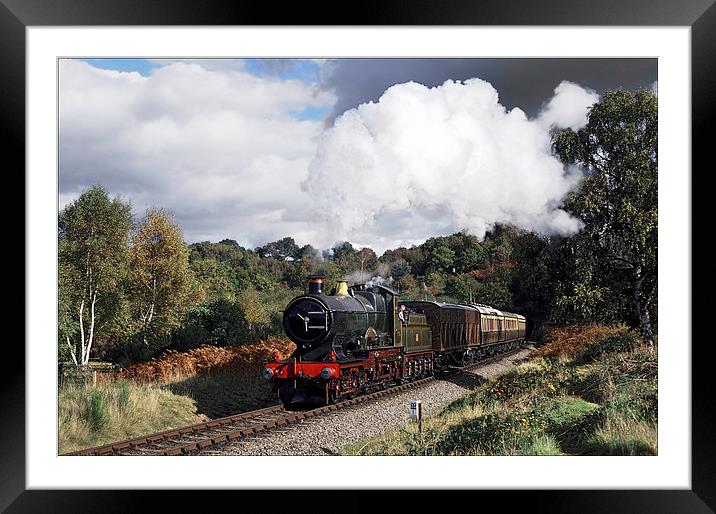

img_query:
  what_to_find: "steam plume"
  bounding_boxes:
[303,79,597,252]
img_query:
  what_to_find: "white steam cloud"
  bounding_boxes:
[303,79,597,251]
[537,80,599,130]
[346,263,393,287]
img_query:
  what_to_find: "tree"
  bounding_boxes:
[175,298,247,349]
[445,275,477,303]
[510,232,556,326]
[456,245,486,273]
[390,259,412,280]
[298,244,318,259]
[58,262,78,363]
[336,246,378,274]
[354,247,378,273]
[255,236,300,260]
[190,259,237,303]
[553,88,657,345]
[238,288,272,339]
[428,245,456,273]
[127,208,195,352]
[331,241,356,261]
[58,186,133,366]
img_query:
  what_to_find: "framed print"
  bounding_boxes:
[7,0,713,511]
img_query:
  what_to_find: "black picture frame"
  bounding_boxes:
[6,0,711,511]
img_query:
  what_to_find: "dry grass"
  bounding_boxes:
[59,380,205,454]
[117,338,295,383]
[535,324,632,361]
[60,339,297,453]
[582,412,657,455]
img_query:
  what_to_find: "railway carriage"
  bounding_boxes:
[263,275,527,407]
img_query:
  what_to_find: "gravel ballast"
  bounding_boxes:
[199,346,535,456]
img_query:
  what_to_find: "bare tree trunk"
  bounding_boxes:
[84,291,97,366]
[66,337,78,366]
[140,277,157,346]
[77,299,85,367]
[633,266,654,348]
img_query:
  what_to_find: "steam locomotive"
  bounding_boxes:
[263,275,526,407]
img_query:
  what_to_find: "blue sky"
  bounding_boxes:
[81,58,155,75]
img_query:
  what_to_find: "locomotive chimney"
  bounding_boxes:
[307,274,325,295]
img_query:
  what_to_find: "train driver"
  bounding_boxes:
[398,304,409,325]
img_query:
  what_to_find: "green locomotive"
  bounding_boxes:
[264,275,526,407]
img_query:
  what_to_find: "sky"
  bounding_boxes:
[60,58,656,254]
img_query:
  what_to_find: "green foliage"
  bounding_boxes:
[330,241,356,261]
[394,274,423,300]
[341,328,656,456]
[435,411,550,456]
[127,208,197,354]
[117,380,131,411]
[175,299,247,349]
[456,245,486,273]
[553,88,657,343]
[424,271,447,297]
[59,185,134,365]
[390,259,411,280]
[444,275,477,303]
[255,236,300,260]
[473,271,512,308]
[88,389,110,430]
[428,245,456,273]
[575,330,640,363]
[190,259,238,303]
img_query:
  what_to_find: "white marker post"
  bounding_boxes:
[410,400,423,434]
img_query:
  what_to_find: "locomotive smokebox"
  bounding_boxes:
[307,274,325,295]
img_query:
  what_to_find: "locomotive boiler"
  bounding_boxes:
[282,275,395,361]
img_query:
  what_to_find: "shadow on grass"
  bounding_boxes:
[435,370,489,390]
[545,406,605,454]
[168,369,278,419]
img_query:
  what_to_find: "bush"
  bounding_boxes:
[87,390,110,430]
[536,324,628,361]
[568,366,616,404]
[575,331,641,363]
[435,411,551,455]
[481,363,570,408]
[117,338,295,383]
[117,380,130,411]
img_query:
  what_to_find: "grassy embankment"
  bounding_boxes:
[341,325,657,456]
[59,338,295,454]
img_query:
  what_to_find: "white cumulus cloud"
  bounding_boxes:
[60,59,336,247]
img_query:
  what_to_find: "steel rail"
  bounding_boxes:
[67,343,529,456]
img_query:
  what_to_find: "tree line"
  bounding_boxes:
[58,88,657,366]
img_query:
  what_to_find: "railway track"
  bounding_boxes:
[68,344,527,456]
